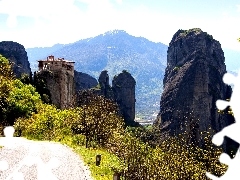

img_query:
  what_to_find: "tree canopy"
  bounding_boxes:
[0,54,42,126]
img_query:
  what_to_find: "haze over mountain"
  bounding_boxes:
[27,30,168,119]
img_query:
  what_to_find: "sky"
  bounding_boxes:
[0,0,240,51]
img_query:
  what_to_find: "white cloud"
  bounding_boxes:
[6,15,17,28]
[237,4,240,12]
[0,0,87,47]
[120,6,240,51]
[0,0,78,18]
[0,0,240,51]
[115,0,122,5]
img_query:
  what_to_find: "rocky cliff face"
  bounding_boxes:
[155,28,233,145]
[34,69,75,109]
[92,70,138,126]
[74,70,98,93]
[112,70,137,126]
[97,70,114,100]
[0,41,31,78]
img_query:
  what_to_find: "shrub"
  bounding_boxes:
[15,89,125,148]
[14,103,73,140]
[0,55,42,126]
[0,54,14,126]
[173,66,180,71]
[5,79,41,124]
[105,128,227,180]
[72,89,125,148]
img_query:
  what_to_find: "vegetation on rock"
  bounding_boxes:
[179,28,203,37]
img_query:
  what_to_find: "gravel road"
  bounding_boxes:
[0,137,93,180]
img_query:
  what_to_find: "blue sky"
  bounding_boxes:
[0,0,240,50]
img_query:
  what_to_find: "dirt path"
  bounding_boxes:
[0,137,93,180]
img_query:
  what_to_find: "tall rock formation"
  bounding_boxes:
[92,70,138,126]
[0,41,31,78]
[112,70,137,126]
[34,56,75,109]
[97,70,114,100]
[155,28,233,145]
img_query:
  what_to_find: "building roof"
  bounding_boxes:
[38,60,75,63]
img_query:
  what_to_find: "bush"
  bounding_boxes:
[173,66,180,71]
[15,90,125,148]
[73,90,125,148]
[105,128,227,180]
[5,79,41,124]
[0,55,42,126]
[0,54,14,126]
[14,103,73,140]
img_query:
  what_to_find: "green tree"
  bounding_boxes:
[33,71,52,104]
[0,54,42,126]
[5,79,42,125]
[0,54,15,127]
[19,73,32,84]
[14,103,73,140]
[72,89,125,148]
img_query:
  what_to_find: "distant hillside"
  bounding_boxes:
[26,30,168,119]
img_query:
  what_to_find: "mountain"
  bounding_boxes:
[26,30,168,119]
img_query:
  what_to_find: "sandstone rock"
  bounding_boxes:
[99,70,110,91]
[112,70,138,126]
[74,70,98,93]
[155,28,234,146]
[97,70,114,100]
[34,69,75,109]
[0,41,31,78]
[91,70,138,126]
